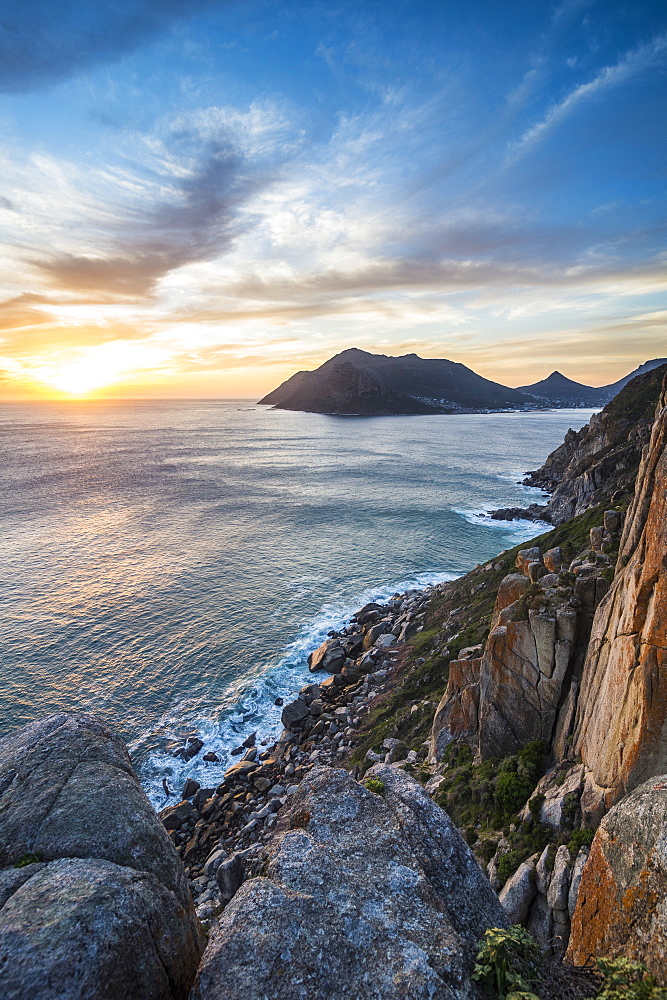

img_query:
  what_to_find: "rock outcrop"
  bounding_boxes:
[430,546,588,761]
[573,377,667,814]
[523,363,665,524]
[0,713,204,999]
[567,773,667,982]
[193,765,507,1000]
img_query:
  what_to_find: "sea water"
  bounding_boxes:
[0,400,595,806]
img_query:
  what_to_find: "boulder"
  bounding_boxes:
[491,574,530,626]
[516,547,542,575]
[543,547,563,573]
[308,641,345,674]
[193,766,506,1000]
[0,713,204,999]
[567,773,667,983]
[498,856,537,924]
[280,699,310,729]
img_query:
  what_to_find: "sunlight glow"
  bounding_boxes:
[33,342,171,397]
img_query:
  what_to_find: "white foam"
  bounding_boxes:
[453,507,551,542]
[134,569,458,810]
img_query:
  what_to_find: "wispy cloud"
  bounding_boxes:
[512,32,667,156]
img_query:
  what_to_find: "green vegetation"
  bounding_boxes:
[472,926,541,1000]
[13,853,40,868]
[363,778,385,795]
[590,957,667,1000]
[434,740,548,832]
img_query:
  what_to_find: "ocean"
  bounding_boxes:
[0,400,595,807]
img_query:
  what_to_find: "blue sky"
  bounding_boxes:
[0,0,665,396]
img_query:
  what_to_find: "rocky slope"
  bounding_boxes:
[522,362,666,524]
[259,348,538,415]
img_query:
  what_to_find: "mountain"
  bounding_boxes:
[258,348,538,415]
[517,370,605,407]
[597,357,667,400]
[518,359,667,407]
[523,362,667,523]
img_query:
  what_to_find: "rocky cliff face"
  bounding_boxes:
[573,377,667,816]
[0,714,204,1000]
[193,765,506,1000]
[429,540,612,764]
[567,773,667,980]
[524,363,665,524]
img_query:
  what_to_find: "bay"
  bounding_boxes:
[0,399,595,806]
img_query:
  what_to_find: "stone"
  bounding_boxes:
[520,764,584,830]
[567,773,667,983]
[429,656,481,762]
[0,713,204,999]
[527,561,547,582]
[567,846,589,918]
[589,525,605,552]
[603,509,622,533]
[543,546,563,573]
[193,766,506,1000]
[573,382,667,802]
[498,856,537,924]
[183,738,204,761]
[214,853,245,903]
[203,848,227,877]
[161,799,194,831]
[516,547,543,575]
[182,778,200,799]
[280,699,310,729]
[203,752,219,763]
[223,760,259,779]
[526,891,553,950]
[547,845,572,912]
[375,632,396,649]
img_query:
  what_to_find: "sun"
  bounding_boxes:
[46,359,120,395]
[32,341,170,397]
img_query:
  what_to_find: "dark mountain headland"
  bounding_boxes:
[2,364,667,997]
[258,348,538,414]
[259,348,667,417]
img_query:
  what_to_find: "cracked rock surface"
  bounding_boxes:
[0,713,204,1000]
[193,765,506,1000]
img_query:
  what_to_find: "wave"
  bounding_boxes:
[134,568,458,810]
[453,507,551,542]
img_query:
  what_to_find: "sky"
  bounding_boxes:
[0,0,665,398]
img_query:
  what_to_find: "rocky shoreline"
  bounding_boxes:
[159,583,443,923]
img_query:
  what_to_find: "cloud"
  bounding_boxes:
[512,32,667,155]
[0,0,221,93]
[34,133,273,298]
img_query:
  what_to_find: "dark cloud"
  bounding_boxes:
[37,139,268,298]
[0,0,221,93]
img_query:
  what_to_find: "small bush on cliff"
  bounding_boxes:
[591,957,667,1000]
[472,926,541,999]
[363,778,385,795]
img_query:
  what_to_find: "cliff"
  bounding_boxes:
[572,376,667,813]
[523,363,666,524]
[259,348,538,415]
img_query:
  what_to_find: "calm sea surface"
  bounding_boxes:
[0,400,595,805]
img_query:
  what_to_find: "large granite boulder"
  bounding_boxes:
[193,765,507,1000]
[0,713,204,999]
[567,773,667,982]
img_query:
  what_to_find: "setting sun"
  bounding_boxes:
[28,341,171,397]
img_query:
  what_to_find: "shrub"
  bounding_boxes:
[592,956,667,1000]
[568,827,594,854]
[472,926,541,999]
[13,853,40,868]
[496,850,525,887]
[363,778,385,795]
